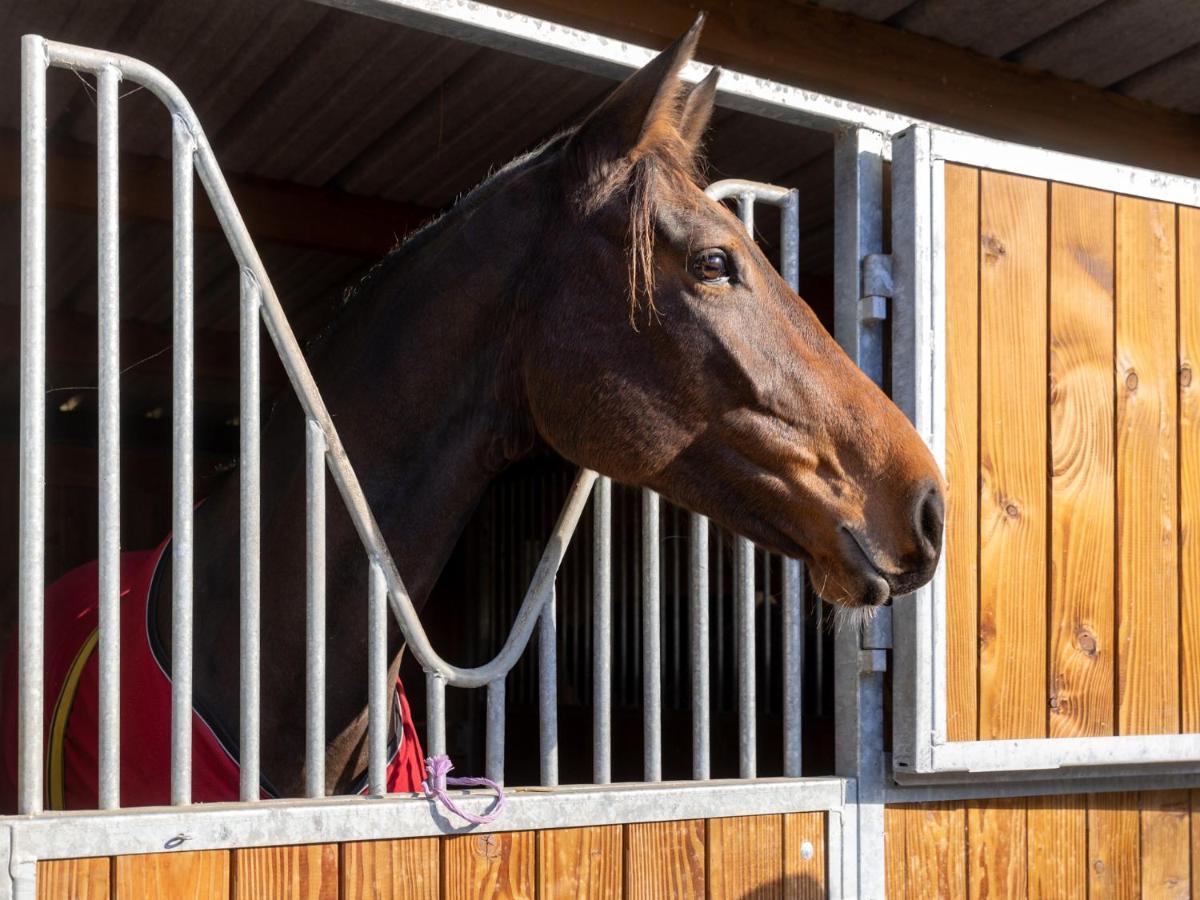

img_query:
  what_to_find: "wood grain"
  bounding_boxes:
[782,812,826,900]
[902,802,966,898]
[340,839,439,900]
[967,799,1027,898]
[1027,794,1086,899]
[1140,790,1191,898]
[1115,196,1179,735]
[977,171,1049,740]
[883,806,907,899]
[233,845,336,900]
[624,820,705,900]
[1088,792,1140,899]
[1047,183,1117,739]
[442,831,534,900]
[537,826,621,898]
[113,850,230,900]
[1192,791,1200,900]
[38,858,109,900]
[1179,206,1200,733]
[944,162,981,742]
[707,815,783,898]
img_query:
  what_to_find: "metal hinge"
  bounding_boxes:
[859,253,892,323]
[857,607,893,672]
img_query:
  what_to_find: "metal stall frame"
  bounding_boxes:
[5,19,868,899]
[889,124,1200,785]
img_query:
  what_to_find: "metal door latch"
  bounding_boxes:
[859,253,892,323]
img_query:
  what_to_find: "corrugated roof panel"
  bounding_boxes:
[1116,44,1200,115]
[886,0,1105,58]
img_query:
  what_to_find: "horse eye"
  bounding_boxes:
[691,249,731,284]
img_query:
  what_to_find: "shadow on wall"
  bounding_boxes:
[733,874,825,898]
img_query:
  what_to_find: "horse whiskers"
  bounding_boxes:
[830,601,879,636]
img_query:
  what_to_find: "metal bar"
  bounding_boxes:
[641,489,662,782]
[738,192,755,235]
[238,271,261,803]
[538,586,559,787]
[368,560,388,795]
[95,63,121,811]
[689,513,710,780]
[592,476,612,784]
[427,673,447,760]
[735,536,756,778]
[170,114,195,807]
[305,420,327,798]
[485,678,504,784]
[782,559,803,777]
[18,33,47,817]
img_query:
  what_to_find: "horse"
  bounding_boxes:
[2,15,943,807]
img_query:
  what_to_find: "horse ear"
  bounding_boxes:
[568,13,706,178]
[678,66,719,151]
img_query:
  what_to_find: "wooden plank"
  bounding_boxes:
[442,832,534,900]
[707,815,783,898]
[537,826,622,898]
[1047,182,1116,738]
[341,839,439,900]
[1027,794,1086,899]
[1088,792,1141,899]
[902,802,967,899]
[232,845,336,900]
[977,171,1049,741]
[113,850,230,900]
[1115,196,1179,735]
[37,858,110,900]
[493,0,1200,179]
[1192,791,1200,900]
[883,806,907,899]
[966,799,1027,898]
[1140,790,1191,898]
[1180,206,1200,733]
[943,163,980,742]
[782,812,826,900]
[625,820,705,900]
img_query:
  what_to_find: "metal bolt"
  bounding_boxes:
[800,841,815,860]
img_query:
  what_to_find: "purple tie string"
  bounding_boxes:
[423,755,506,826]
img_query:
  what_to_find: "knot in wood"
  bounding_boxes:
[1004,501,1020,519]
[1076,629,1097,656]
[1125,370,1139,391]
[1182,365,1193,388]
[982,234,1006,261]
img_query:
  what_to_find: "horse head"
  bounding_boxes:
[510,17,943,609]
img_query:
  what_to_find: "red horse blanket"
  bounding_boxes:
[1,540,424,810]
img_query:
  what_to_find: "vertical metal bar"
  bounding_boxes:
[781,188,800,294]
[736,536,756,778]
[738,192,755,235]
[170,115,195,807]
[427,672,447,760]
[689,513,710,779]
[816,600,825,718]
[592,476,612,784]
[18,34,47,817]
[538,585,559,787]
[783,559,803,776]
[762,548,771,709]
[367,559,387,795]
[641,489,661,781]
[485,678,504,784]
[238,271,261,803]
[95,63,121,811]
[715,530,724,710]
[305,420,326,798]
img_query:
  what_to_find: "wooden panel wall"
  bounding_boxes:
[36,812,827,899]
[944,165,1197,742]
[886,791,1197,898]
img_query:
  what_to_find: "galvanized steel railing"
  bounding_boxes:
[17,34,810,815]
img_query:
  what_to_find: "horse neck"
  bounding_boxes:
[188,192,540,791]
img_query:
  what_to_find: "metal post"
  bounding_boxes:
[485,678,504,784]
[95,63,121,811]
[735,536,756,778]
[689,513,710,780]
[239,271,261,803]
[538,586,559,787]
[305,420,326,798]
[18,33,47,817]
[641,489,661,782]
[427,672,447,760]
[367,560,387,796]
[592,476,612,784]
[170,115,195,807]
[783,559,804,777]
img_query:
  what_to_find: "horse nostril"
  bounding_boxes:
[914,481,944,562]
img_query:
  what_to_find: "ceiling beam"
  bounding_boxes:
[490,0,1200,177]
[0,130,435,258]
